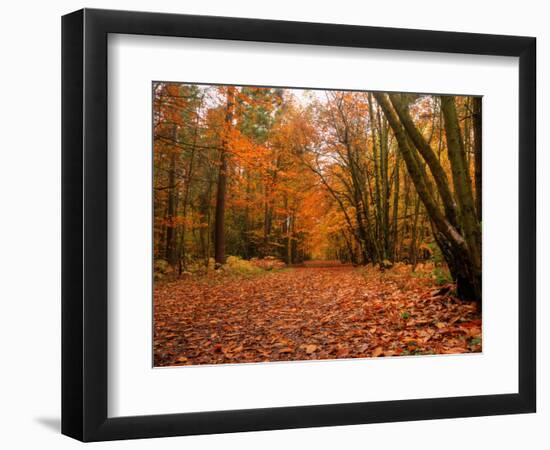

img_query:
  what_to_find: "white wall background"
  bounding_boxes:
[0,1,545,448]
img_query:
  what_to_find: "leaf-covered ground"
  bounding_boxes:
[154,262,481,366]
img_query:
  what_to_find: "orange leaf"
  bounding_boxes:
[305,344,317,354]
[336,347,350,357]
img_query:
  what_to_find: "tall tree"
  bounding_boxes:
[214,87,236,266]
[374,92,481,301]
[472,96,482,221]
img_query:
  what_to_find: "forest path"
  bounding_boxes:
[154,263,481,366]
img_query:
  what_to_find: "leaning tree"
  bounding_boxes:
[373,93,481,302]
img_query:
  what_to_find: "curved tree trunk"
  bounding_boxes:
[374,93,481,302]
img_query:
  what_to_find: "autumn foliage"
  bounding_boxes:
[153,83,482,366]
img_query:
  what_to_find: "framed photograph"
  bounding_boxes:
[62,8,536,441]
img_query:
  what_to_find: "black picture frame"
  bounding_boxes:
[62,8,536,442]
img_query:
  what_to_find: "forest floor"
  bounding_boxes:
[154,262,482,366]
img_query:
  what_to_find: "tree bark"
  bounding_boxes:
[391,152,401,261]
[165,135,178,266]
[214,87,235,266]
[178,103,201,274]
[375,92,481,302]
[441,96,481,300]
[410,195,421,270]
[473,96,482,222]
[388,94,458,227]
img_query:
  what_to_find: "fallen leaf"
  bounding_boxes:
[336,347,349,357]
[154,263,481,367]
[305,344,317,354]
[278,347,293,354]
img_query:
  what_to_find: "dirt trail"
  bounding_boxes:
[154,263,481,366]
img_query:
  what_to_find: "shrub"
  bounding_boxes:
[225,256,264,276]
[154,259,174,281]
[154,259,173,274]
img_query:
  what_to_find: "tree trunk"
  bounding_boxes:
[375,92,481,302]
[391,152,401,261]
[473,97,482,222]
[214,87,235,266]
[388,94,458,227]
[165,148,178,266]
[440,96,481,300]
[178,114,200,274]
[286,214,293,265]
[410,195,421,270]
[368,94,383,242]
[378,112,390,260]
